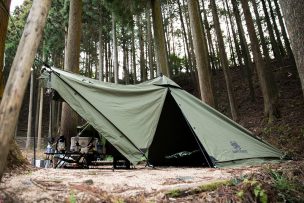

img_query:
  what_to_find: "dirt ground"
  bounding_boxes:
[0,165,258,202]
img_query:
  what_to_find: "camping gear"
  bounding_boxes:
[41,67,284,167]
[57,135,66,152]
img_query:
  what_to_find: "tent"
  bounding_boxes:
[42,67,284,167]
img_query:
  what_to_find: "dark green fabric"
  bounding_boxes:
[42,67,284,167]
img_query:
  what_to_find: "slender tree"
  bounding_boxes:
[210,0,238,120]
[187,0,215,106]
[151,0,170,77]
[273,0,293,60]
[0,0,51,180]
[260,0,281,60]
[241,0,279,122]
[279,0,304,97]
[60,0,82,149]
[252,0,270,62]
[231,0,255,101]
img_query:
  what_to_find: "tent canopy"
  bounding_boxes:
[42,67,284,167]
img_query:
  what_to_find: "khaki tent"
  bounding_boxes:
[42,67,284,167]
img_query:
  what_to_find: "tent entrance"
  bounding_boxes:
[148,91,209,166]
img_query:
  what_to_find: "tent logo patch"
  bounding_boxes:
[230,141,248,153]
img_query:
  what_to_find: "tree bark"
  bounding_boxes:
[177,0,192,72]
[231,0,255,101]
[0,0,51,180]
[266,0,285,57]
[131,26,137,83]
[210,0,238,120]
[279,0,304,97]
[26,70,34,149]
[0,0,11,99]
[151,0,170,77]
[224,0,242,68]
[146,1,154,79]
[274,0,294,60]
[252,0,271,62]
[261,0,282,60]
[37,86,44,150]
[98,30,104,81]
[112,13,118,84]
[137,15,146,82]
[187,0,215,107]
[61,0,82,149]
[241,0,279,122]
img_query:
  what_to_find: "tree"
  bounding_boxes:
[240,0,279,122]
[151,0,170,77]
[60,0,82,149]
[187,0,215,107]
[231,0,255,101]
[210,0,238,120]
[0,0,51,180]
[0,0,11,99]
[279,0,304,97]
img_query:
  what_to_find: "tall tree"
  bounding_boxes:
[112,13,118,83]
[60,0,82,149]
[231,0,255,101]
[273,0,293,60]
[151,0,170,77]
[210,0,238,120]
[240,0,279,122]
[0,0,11,99]
[146,1,154,79]
[260,0,281,60]
[252,0,270,62]
[266,0,285,57]
[279,0,304,97]
[0,0,51,180]
[187,0,215,107]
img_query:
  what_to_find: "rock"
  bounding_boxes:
[83,179,94,185]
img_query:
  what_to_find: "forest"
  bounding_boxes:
[0,0,304,202]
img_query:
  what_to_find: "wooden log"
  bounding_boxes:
[0,0,52,180]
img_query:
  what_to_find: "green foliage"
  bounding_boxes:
[69,190,76,203]
[166,189,183,198]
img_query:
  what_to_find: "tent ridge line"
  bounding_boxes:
[48,68,147,160]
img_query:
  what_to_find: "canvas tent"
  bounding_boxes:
[42,67,284,167]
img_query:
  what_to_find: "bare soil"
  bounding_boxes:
[0,164,259,202]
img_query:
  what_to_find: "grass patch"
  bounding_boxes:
[165,180,231,198]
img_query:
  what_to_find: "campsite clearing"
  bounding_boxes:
[0,165,257,202]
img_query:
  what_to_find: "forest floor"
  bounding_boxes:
[1,61,304,202]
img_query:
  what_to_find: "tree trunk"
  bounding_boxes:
[131,26,137,83]
[26,70,34,149]
[0,0,51,180]
[37,86,44,150]
[279,0,304,97]
[274,0,294,60]
[252,0,271,62]
[146,1,154,79]
[210,0,238,120]
[224,0,242,68]
[177,0,192,72]
[61,0,82,149]
[241,0,279,122]
[261,0,282,60]
[187,0,215,107]
[98,30,104,81]
[151,0,170,77]
[112,13,118,84]
[231,0,255,101]
[137,15,146,82]
[266,0,285,57]
[0,0,11,99]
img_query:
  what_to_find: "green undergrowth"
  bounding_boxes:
[164,162,304,202]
